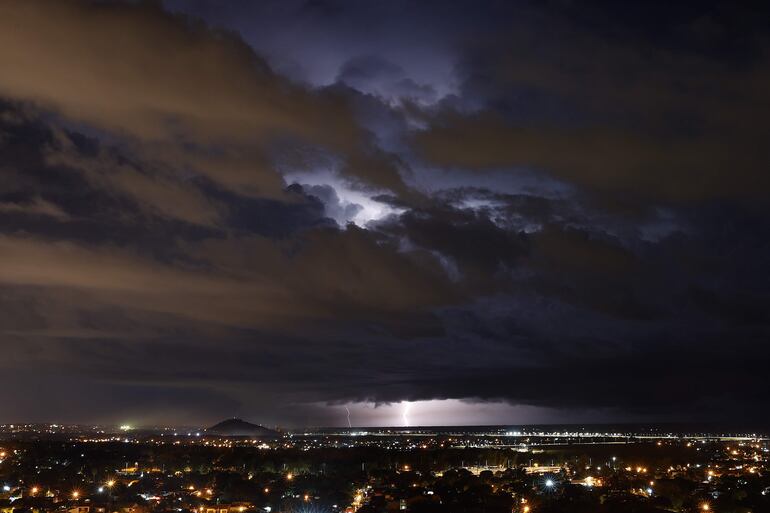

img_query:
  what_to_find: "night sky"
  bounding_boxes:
[1,0,769,428]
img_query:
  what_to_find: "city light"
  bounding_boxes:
[0,424,765,513]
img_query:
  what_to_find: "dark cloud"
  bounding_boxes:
[303,183,363,225]
[378,204,528,287]
[411,3,770,205]
[0,0,409,196]
[337,55,437,104]
[0,0,768,427]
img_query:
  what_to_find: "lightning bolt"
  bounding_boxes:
[345,406,352,428]
[402,402,411,427]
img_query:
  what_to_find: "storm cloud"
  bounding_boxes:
[0,0,768,428]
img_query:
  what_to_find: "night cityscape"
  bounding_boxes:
[1,422,769,512]
[1,0,769,512]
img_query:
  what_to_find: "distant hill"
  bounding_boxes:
[206,418,279,438]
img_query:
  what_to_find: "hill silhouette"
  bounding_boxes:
[206,418,279,438]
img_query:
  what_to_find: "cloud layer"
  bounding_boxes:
[0,0,768,428]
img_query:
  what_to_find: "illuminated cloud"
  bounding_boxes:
[0,0,408,196]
